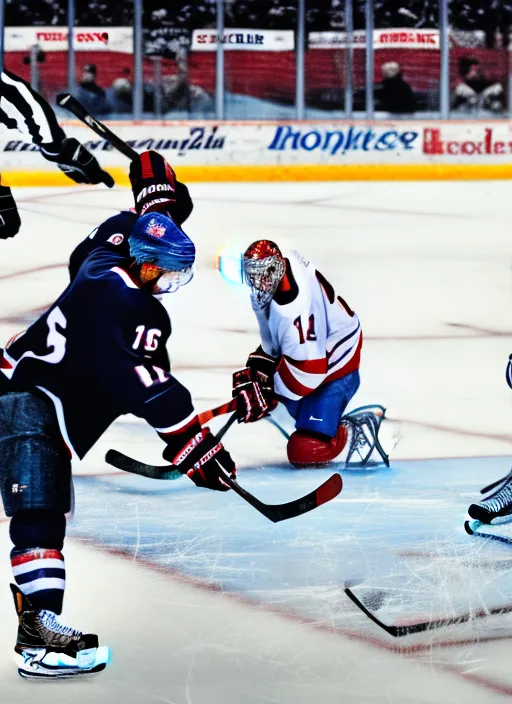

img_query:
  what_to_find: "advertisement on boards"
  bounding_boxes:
[1,121,511,182]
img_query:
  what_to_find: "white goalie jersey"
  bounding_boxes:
[256,250,362,402]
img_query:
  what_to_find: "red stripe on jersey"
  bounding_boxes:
[140,151,154,179]
[326,335,363,384]
[283,355,327,374]
[11,549,63,566]
[0,354,12,369]
[277,358,316,397]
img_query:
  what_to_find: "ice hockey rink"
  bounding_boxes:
[1,179,512,702]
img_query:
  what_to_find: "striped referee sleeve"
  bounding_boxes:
[0,69,65,146]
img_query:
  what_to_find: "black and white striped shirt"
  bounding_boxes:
[0,69,65,147]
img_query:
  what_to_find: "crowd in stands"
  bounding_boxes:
[4,0,512,40]
[5,0,509,117]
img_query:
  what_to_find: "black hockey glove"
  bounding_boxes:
[163,427,236,492]
[246,346,278,387]
[40,137,114,187]
[232,367,276,423]
[129,150,177,217]
[0,186,21,239]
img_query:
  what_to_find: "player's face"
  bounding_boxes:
[152,265,195,294]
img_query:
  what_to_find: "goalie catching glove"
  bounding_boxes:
[40,137,114,187]
[163,427,236,492]
[232,346,278,423]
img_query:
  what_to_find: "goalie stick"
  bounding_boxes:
[57,93,138,161]
[105,413,343,523]
[345,586,512,636]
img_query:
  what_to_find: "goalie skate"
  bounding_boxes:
[11,584,109,679]
[342,405,390,467]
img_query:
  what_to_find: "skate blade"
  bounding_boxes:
[465,519,482,535]
[465,519,512,546]
[15,645,110,679]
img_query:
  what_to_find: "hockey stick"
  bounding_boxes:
[197,399,237,426]
[345,586,512,636]
[56,93,138,161]
[106,412,239,482]
[107,443,342,523]
[105,415,343,523]
[197,399,290,439]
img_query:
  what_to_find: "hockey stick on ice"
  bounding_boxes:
[56,93,138,161]
[105,413,343,523]
[345,586,512,636]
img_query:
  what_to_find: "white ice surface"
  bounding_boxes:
[0,181,512,701]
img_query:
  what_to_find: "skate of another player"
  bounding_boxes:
[0,181,512,701]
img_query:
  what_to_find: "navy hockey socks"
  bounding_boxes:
[11,548,66,615]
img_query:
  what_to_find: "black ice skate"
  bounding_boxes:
[11,584,109,679]
[468,469,512,525]
[343,405,390,467]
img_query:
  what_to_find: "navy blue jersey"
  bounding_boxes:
[68,210,136,280]
[68,181,193,280]
[2,248,194,459]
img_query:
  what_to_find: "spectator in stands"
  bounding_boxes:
[452,56,505,113]
[111,67,133,114]
[77,64,111,116]
[375,61,416,114]
[161,48,214,116]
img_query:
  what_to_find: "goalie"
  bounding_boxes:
[232,240,387,467]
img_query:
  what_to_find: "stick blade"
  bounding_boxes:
[316,473,342,507]
[105,448,133,472]
[265,472,343,523]
[344,586,398,636]
[105,449,181,480]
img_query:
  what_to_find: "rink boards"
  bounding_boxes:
[3,119,512,185]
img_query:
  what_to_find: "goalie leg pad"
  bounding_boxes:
[292,371,360,438]
[287,425,348,467]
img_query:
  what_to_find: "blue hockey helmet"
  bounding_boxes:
[129,213,195,293]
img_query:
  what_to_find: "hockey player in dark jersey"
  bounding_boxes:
[68,150,193,279]
[0,212,236,679]
[0,69,113,240]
